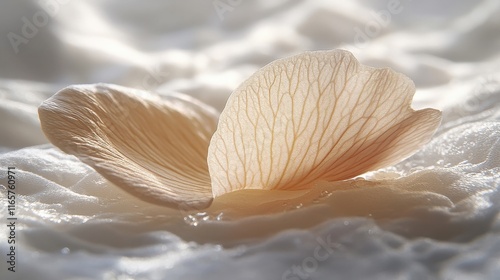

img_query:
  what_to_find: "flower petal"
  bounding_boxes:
[39,83,217,209]
[208,50,442,196]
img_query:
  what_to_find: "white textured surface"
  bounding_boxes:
[1,0,500,279]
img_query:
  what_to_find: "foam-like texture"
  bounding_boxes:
[1,0,500,279]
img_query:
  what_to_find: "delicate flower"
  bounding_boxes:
[38,50,442,210]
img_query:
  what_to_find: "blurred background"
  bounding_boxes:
[2,0,499,101]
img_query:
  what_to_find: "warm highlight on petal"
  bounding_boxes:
[39,84,217,209]
[208,50,442,196]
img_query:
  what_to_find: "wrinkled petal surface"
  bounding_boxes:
[208,50,442,196]
[39,84,217,209]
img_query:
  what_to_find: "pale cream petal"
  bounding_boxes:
[39,84,217,209]
[208,50,442,196]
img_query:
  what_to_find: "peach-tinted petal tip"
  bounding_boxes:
[39,83,216,210]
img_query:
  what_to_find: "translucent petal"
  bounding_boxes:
[208,50,442,196]
[39,84,217,209]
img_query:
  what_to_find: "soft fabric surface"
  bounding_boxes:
[1,0,499,279]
